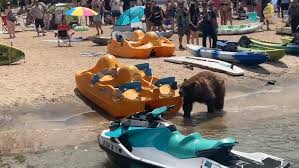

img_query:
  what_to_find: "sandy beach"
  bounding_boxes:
[1,16,299,167]
[1,19,299,108]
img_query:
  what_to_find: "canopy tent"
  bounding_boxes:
[114,6,145,32]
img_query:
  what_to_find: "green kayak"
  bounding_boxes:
[238,36,299,56]
[238,44,285,61]
[250,38,299,55]
[0,44,25,65]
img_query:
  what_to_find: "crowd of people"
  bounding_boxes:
[1,0,298,48]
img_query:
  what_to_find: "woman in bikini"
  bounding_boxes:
[220,0,232,25]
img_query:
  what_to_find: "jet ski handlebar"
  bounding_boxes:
[146,105,175,120]
[110,106,175,130]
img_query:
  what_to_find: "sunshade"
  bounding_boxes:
[115,6,145,26]
[65,7,98,16]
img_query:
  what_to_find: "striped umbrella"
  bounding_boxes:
[65,7,98,16]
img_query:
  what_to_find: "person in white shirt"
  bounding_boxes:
[31,0,46,36]
[110,0,122,24]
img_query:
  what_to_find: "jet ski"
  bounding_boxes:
[98,106,291,168]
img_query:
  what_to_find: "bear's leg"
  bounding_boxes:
[215,97,224,110]
[207,100,216,113]
[215,86,225,110]
[183,103,193,118]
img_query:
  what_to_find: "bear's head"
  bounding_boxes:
[179,79,199,102]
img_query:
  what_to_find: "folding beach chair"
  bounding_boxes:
[1,16,8,33]
[57,24,74,47]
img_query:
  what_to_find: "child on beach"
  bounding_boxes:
[201,0,218,48]
[25,9,34,26]
[44,10,52,30]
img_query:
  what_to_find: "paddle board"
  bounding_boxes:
[164,56,244,76]
[0,44,25,65]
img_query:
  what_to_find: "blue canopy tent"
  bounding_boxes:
[113,6,145,32]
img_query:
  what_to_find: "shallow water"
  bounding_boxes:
[0,84,299,167]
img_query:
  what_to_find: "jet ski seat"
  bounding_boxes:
[166,131,236,159]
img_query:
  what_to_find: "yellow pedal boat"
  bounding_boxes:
[107,30,176,59]
[75,54,182,118]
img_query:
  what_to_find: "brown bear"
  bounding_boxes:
[179,71,225,118]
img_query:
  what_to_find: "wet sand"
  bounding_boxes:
[1,16,299,167]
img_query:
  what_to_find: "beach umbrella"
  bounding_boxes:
[65,7,98,16]
[115,6,145,26]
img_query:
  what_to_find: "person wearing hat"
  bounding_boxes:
[176,0,190,50]
[201,0,218,48]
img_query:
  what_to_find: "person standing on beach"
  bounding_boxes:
[280,0,289,18]
[110,0,122,25]
[31,0,46,36]
[166,0,177,32]
[93,0,105,35]
[202,0,218,48]
[176,1,190,50]
[220,0,232,25]
[277,0,282,17]
[144,1,152,31]
[149,1,165,31]
[189,1,200,45]
[81,0,89,25]
[288,0,299,36]
[261,0,271,30]
[7,8,16,38]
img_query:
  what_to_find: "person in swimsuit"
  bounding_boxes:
[220,0,232,25]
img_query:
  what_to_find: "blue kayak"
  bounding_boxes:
[187,44,270,66]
